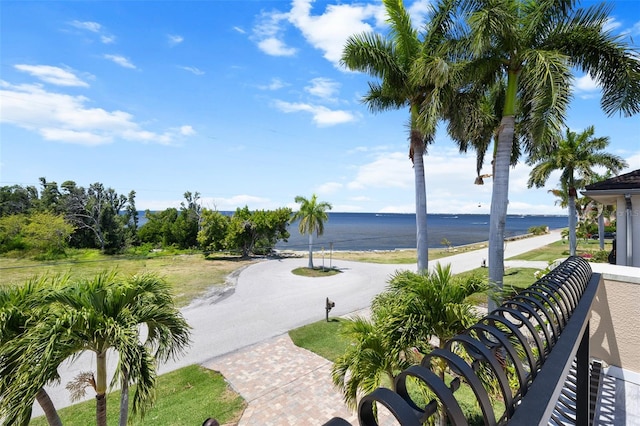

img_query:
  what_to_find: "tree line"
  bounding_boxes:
[0,178,293,258]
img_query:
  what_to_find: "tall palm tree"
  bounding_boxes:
[452,0,640,309]
[527,126,627,255]
[1,271,191,426]
[291,194,332,268]
[341,0,461,272]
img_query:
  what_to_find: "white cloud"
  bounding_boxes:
[233,26,246,34]
[212,195,272,210]
[104,54,137,69]
[258,78,286,90]
[0,81,192,146]
[288,0,381,65]
[257,38,297,56]
[69,20,101,32]
[604,17,622,33]
[253,10,297,56]
[347,152,413,190]
[168,34,184,46]
[179,125,195,136]
[68,20,115,44]
[273,100,356,126]
[179,66,205,75]
[316,182,343,194]
[574,74,599,92]
[305,77,340,101]
[14,64,89,87]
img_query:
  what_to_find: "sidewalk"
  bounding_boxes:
[204,334,357,425]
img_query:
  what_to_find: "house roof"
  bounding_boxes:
[584,169,640,191]
[582,169,640,204]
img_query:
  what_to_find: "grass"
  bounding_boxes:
[460,267,540,306]
[332,243,488,264]
[289,318,352,361]
[0,250,256,307]
[291,266,342,277]
[506,239,612,262]
[30,365,245,426]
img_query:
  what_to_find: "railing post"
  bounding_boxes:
[576,321,590,425]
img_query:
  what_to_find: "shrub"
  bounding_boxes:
[528,225,548,235]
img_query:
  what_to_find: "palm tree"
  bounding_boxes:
[381,263,486,356]
[452,0,640,309]
[341,0,461,272]
[528,126,627,256]
[1,271,191,426]
[331,263,485,415]
[331,314,414,410]
[0,275,66,426]
[291,194,332,268]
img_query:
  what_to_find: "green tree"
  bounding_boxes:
[527,126,627,255]
[1,271,191,426]
[123,190,140,247]
[138,208,179,247]
[225,207,292,257]
[0,214,28,253]
[291,194,332,268]
[197,209,230,252]
[23,212,75,255]
[341,0,459,272]
[454,0,640,308]
[0,184,38,216]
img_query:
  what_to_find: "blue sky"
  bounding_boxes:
[1,0,639,215]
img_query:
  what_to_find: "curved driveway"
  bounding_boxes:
[35,230,562,417]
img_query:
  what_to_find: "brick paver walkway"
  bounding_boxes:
[204,334,358,425]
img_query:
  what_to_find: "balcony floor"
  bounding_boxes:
[594,366,640,426]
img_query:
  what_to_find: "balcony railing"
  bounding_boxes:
[324,256,602,426]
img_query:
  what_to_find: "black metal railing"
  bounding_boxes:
[324,256,601,426]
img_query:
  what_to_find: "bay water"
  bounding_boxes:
[278,213,567,252]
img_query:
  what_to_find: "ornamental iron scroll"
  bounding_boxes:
[323,256,600,426]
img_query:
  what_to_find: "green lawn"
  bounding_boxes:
[30,365,245,426]
[507,239,612,262]
[289,318,352,362]
[0,250,256,307]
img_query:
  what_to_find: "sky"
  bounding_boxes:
[1,0,639,215]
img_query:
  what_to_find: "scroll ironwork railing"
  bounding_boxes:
[324,256,601,426]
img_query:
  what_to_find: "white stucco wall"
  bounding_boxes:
[615,194,640,267]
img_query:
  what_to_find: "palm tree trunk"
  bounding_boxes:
[488,115,516,311]
[35,388,62,426]
[119,370,129,426]
[96,351,108,426]
[413,140,429,273]
[568,190,577,256]
[308,233,314,269]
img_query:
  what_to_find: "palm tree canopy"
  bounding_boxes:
[527,126,628,190]
[291,194,332,237]
[0,271,191,424]
[380,263,487,351]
